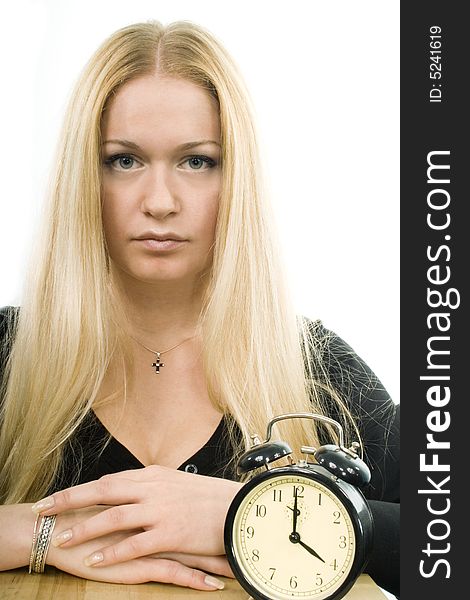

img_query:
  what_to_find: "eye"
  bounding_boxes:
[103,153,140,171]
[181,155,217,170]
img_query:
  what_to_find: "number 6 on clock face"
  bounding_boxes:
[225,468,372,600]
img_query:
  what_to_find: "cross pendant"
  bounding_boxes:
[152,352,165,374]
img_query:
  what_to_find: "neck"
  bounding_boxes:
[110,266,207,347]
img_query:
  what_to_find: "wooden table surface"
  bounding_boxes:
[0,569,387,599]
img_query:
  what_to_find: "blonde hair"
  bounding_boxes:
[0,20,358,504]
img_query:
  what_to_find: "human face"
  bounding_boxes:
[100,74,221,288]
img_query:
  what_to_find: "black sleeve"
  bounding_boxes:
[306,319,400,598]
[367,498,400,598]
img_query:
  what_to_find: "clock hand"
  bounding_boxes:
[289,528,326,564]
[287,487,324,563]
[287,488,301,533]
[298,539,326,564]
[293,487,298,534]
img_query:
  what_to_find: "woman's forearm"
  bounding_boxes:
[0,503,36,571]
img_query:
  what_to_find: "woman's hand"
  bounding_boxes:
[33,465,242,570]
[47,505,232,589]
[47,508,231,589]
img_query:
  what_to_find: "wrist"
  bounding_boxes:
[0,503,37,570]
[17,504,38,568]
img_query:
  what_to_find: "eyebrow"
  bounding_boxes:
[101,139,221,151]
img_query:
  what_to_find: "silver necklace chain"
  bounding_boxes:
[127,332,198,374]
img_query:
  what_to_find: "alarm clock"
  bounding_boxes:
[224,412,374,600]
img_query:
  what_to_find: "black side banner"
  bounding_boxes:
[401,2,466,598]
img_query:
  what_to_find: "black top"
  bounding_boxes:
[0,306,399,597]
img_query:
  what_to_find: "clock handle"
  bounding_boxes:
[264,412,346,448]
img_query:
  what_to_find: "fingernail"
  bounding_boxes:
[31,496,55,513]
[52,529,73,546]
[204,575,225,590]
[84,552,104,567]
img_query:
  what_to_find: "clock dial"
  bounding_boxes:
[230,474,356,600]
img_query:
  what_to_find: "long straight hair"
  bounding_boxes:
[0,20,358,504]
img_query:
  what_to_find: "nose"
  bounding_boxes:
[140,165,180,219]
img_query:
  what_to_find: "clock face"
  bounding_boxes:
[229,473,356,600]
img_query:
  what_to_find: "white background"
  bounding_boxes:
[0,1,399,404]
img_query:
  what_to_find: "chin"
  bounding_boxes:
[125,263,204,285]
[110,255,212,286]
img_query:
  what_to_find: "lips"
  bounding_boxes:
[132,230,189,253]
[134,231,187,242]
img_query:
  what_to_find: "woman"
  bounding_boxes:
[0,19,399,596]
